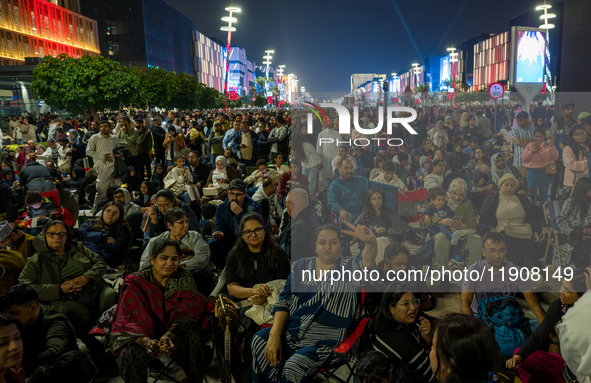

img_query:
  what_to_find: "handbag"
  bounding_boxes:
[537,151,557,175]
[41,254,103,309]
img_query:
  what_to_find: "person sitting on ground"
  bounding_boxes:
[164,155,201,201]
[368,282,435,383]
[0,284,77,375]
[221,213,290,382]
[331,146,357,177]
[465,147,490,180]
[252,223,378,383]
[276,188,321,262]
[278,160,309,201]
[110,188,141,219]
[0,221,35,259]
[0,313,26,383]
[146,189,199,237]
[140,207,212,295]
[479,173,546,267]
[489,153,525,191]
[424,159,448,190]
[373,160,406,189]
[354,187,410,256]
[251,178,281,233]
[244,159,280,190]
[429,313,501,383]
[121,166,141,193]
[556,177,591,268]
[23,192,60,237]
[133,181,156,213]
[1,168,17,189]
[369,152,386,180]
[109,238,208,383]
[506,269,590,373]
[79,202,132,269]
[460,231,546,325]
[150,163,166,190]
[272,152,289,174]
[208,180,262,269]
[421,188,459,246]
[201,155,240,203]
[18,220,119,354]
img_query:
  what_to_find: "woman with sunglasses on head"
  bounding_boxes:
[221,212,290,383]
[368,282,436,383]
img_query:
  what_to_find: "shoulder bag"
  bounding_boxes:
[538,150,557,175]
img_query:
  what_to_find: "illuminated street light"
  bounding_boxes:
[536,2,555,29]
[220,6,241,97]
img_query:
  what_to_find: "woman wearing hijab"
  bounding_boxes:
[489,153,524,191]
[150,163,166,190]
[428,121,450,150]
[201,155,240,203]
[432,178,482,270]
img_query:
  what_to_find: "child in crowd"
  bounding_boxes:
[273,152,289,174]
[1,168,17,188]
[122,166,141,193]
[24,191,59,235]
[12,123,22,144]
[355,351,402,383]
[1,130,11,146]
[166,155,200,200]
[421,188,461,253]
[418,156,431,184]
[374,160,407,189]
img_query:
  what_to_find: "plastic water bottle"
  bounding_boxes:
[144,231,150,240]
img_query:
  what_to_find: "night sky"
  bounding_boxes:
[167,0,563,94]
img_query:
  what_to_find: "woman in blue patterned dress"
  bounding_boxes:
[251,221,378,383]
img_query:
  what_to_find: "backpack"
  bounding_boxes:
[478,296,532,356]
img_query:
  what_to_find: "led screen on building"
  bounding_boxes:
[515,30,546,83]
[440,55,450,90]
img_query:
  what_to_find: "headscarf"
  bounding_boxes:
[213,155,228,180]
[68,129,82,145]
[447,178,468,211]
[490,152,512,185]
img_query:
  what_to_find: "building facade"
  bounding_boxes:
[80,0,195,75]
[194,30,224,92]
[351,73,386,93]
[472,31,511,91]
[0,0,99,65]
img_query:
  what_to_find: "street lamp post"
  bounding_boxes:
[263,50,274,106]
[536,1,555,96]
[392,72,398,104]
[220,5,241,99]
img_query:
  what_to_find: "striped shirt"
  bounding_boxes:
[372,322,436,383]
[86,133,119,168]
[512,126,535,167]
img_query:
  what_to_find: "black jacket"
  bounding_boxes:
[137,127,153,155]
[278,205,321,261]
[0,182,18,222]
[19,162,54,188]
[188,163,211,187]
[479,192,545,234]
[151,126,166,153]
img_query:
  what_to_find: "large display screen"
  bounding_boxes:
[515,30,546,83]
[440,55,450,90]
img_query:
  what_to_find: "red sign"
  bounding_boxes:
[267,96,273,104]
[415,98,420,104]
[488,82,505,99]
[280,100,284,105]
[228,91,239,101]
[448,92,456,100]
[393,97,399,102]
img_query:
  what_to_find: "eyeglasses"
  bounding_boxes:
[242,227,264,238]
[485,248,507,255]
[397,299,420,311]
[174,220,189,226]
[228,192,244,198]
[157,203,171,209]
[46,232,68,238]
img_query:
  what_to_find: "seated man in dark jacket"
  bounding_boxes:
[0,284,77,375]
[278,188,321,261]
[208,179,262,268]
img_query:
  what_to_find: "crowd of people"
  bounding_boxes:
[0,102,587,383]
